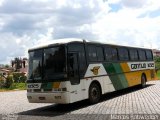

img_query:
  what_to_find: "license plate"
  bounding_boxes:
[27,83,41,89]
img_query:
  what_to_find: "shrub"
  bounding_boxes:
[0,77,5,88]
[19,75,27,83]
[4,75,13,88]
[12,72,27,83]
[154,56,160,70]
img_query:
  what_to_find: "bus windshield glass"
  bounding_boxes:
[44,46,66,80]
[28,45,66,81]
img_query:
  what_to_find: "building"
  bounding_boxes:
[11,57,28,76]
[19,58,28,76]
[152,49,160,57]
[0,69,10,76]
[0,68,14,79]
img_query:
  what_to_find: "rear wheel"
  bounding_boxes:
[89,83,101,104]
[141,75,146,88]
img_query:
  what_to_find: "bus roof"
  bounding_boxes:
[28,38,151,51]
[28,38,87,51]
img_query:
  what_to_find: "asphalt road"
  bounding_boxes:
[0,80,160,120]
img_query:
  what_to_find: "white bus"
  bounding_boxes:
[27,38,156,104]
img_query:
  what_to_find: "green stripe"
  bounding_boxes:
[41,82,52,89]
[103,63,128,90]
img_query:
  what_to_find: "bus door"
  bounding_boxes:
[68,52,82,102]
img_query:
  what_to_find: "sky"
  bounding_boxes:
[0,0,160,64]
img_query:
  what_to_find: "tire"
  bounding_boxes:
[89,83,101,104]
[141,75,146,88]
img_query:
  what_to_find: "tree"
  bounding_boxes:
[0,74,13,88]
[11,57,23,71]
[4,64,10,68]
[154,56,160,70]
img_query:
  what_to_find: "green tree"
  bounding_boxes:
[12,72,26,83]
[4,64,10,68]
[4,75,13,88]
[0,74,13,88]
[154,56,160,70]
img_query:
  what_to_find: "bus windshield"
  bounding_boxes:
[44,46,66,80]
[28,45,66,82]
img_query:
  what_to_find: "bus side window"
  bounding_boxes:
[129,49,138,61]
[111,47,118,61]
[105,47,112,61]
[88,45,97,62]
[118,47,129,61]
[146,50,153,60]
[138,49,146,60]
[96,46,104,61]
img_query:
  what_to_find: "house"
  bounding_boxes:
[152,49,160,57]
[0,69,11,78]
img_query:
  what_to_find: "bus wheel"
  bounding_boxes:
[89,83,101,104]
[141,75,146,88]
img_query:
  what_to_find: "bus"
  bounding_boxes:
[27,38,156,104]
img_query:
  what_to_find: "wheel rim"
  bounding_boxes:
[91,87,99,101]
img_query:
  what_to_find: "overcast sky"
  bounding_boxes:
[0,0,160,64]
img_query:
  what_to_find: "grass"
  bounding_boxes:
[0,83,26,92]
[10,83,26,90]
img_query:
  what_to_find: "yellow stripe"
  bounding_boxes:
[121,62,157,87]
[121,63,143,86]
[120,63,130,72]
[124,71,142,86]
[53,82,60,88]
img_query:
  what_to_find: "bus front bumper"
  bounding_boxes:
[27,92,70,104]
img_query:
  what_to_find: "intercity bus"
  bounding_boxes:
[27,38,156,104]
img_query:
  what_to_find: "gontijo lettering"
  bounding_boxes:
[131,63,146,69]
[148,63,154,67]
[129,62,155,70]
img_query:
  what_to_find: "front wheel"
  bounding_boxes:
[89,83,101,104]
[141,75,146,88]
